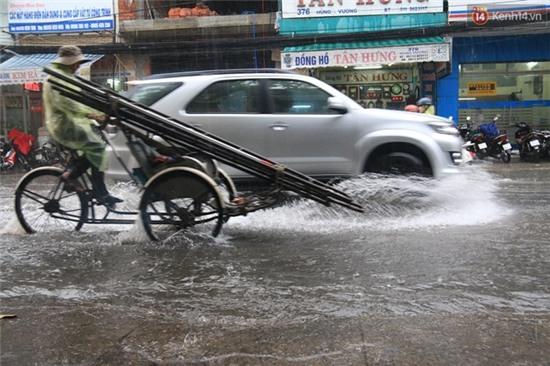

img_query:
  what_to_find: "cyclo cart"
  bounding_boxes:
[14,67,363,241]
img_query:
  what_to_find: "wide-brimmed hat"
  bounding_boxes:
[53,45,90,66]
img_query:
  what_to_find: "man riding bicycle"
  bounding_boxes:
[43,45,122,206]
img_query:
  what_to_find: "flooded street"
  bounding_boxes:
[1,161,550,365]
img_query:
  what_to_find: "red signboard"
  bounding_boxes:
[24,82,41,92]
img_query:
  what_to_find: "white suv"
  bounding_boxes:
[106,69,463,181]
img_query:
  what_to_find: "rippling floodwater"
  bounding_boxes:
[1,164,550,363]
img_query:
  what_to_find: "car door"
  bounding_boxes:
[179,78,275,177]
[264,78,358,176]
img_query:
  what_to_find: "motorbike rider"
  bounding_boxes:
[43,45,122,206]
[417,97,435,115]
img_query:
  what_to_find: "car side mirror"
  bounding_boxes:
[327,97,348,114]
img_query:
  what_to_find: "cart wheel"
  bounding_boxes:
[15,167,88,234]
[217,168,237,201]
[217,168,237,223]
[139,167,224,241]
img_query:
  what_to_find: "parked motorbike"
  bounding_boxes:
[31,140,65,166]
[463,116,512,163]
[538,129,550,160]
[0,138,16,170]
[0,128,38,172]
[515,122,549,162]
[458,116,473,140]
[0,137,31,171]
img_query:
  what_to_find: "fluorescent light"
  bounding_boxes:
[527,62,538,69]
[458,97,477,101]
[354,65,383,70]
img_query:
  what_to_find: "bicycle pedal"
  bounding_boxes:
[62,178,86,193]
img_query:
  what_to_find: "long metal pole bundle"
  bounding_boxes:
[43,67,364,213]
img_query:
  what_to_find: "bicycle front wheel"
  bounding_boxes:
[15,167,88,233]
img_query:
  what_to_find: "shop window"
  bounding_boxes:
[459,61,550,101]
[267,80,337,114]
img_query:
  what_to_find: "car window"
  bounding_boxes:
[127,82,183,106]
[268,79,337,114]
[187,79,261,114]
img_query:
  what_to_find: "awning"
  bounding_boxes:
[0,53,103,86]
[281,37,450,69]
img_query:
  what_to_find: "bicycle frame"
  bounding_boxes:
[50,125,144,226]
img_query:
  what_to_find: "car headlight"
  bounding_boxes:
[429,122,459,136]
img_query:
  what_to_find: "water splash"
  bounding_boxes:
[226,166,513,234]
[115,215,149,244]
[0,217,27,235]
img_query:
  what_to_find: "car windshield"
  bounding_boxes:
[126,82,183,106]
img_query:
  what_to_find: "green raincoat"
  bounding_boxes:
[43,63,107,171]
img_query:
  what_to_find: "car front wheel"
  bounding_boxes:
[367,151,430,176]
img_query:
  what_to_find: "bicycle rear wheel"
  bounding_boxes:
[15,167,88,233]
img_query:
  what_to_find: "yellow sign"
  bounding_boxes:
[467,81,497,96]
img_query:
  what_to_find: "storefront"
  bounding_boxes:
[0,54,103,139]
[437,34,550,129]
[2,0,115,139]
[281,37,451,111]
[277,0,449,111]
[316,66,419,110]
[0,84,41,140]
[438,0,550,128]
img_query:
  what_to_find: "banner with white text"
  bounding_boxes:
[8,0,114,34]
[281,43,450,69]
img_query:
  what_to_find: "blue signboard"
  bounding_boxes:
[8,1,114,34]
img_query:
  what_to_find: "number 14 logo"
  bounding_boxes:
[471,6,490,26]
